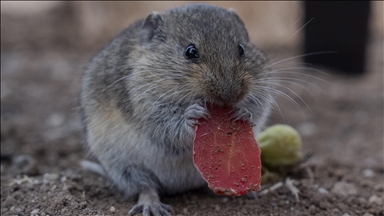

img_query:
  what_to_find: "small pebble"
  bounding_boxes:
[60,176,67,183]
[215,205,220,211]
[297,122,316,137]
[12,154,38,175]
[374,184,384,192]
[222,197,229,203]
[31,209,39,214]
[362,169,374,178]
[183,208,188,214]
[47,113,65,127]
[368,194,383,205]
[110,206,115,212]
[342,213,351,216]
[3,196,16,207]
[317,187,329,194]
[331,182,357,196]
[43,173,59,184]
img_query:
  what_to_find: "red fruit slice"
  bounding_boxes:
[193,104,262,196]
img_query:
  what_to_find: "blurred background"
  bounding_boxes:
[1,1,383,215]
[1,1,382,54]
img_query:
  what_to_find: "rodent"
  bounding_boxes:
[80,3,272,216]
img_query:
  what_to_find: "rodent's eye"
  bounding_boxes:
[185,44,199,60]
[238,44,245,57]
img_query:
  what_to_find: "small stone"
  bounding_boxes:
[31,209,39,214]
[222,197,229,203]
[110,206,115,212]
[368,194,383,205]
[183,208,188,214]
[215,205,220,211]
[297,122,316,137]
[47,113,65,127]
[363,169,374,178]
[308,205,317,214]
[12,154,38,175]
[60,176,67,183]
[331,182,357,196]
[3,196,16,207]
[342,213,351,216]
[43,173,59,184]
[317,187,329,194]
[374,184,384,192]
[319,201,331,210]
[363,214,374,216]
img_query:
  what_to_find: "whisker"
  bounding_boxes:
[267,67,331,79]
[154,86,184,104]
[258,91,286,123]
[247,93,265,112]
[104,75,131,91]
[267,17,314,57]
[247,90,286,123]
[266,51,337,68]
[130,79,179,101]
[101,70,185,93]
[257,77,325,94]
[259,81,311,112]
[175,89,195,105]
[261,86,306,118]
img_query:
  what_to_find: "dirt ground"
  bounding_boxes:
[1,3,383,216]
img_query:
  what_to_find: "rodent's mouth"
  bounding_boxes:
[201,77,250,107]
[207,91,248,107]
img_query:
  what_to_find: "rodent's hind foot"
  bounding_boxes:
[128,188,172,216]
[185,103,210,127]
[128,202,172,216]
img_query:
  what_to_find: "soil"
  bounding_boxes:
[1,4,383,216]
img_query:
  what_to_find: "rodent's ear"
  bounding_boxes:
[227,7,249,41]
[140,11,164,46]
[227,7,244,25]
[227,8,237,14]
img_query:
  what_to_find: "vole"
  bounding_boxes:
[80,3,272,216]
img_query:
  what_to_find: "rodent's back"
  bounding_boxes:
[81,19,146,117]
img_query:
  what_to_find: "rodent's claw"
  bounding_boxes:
[128,202,172,216]
[233,107,256,127]
[185,103,210,127]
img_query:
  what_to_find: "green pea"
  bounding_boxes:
[257,124,303,167]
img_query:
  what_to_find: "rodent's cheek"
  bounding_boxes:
[186,63,208,96]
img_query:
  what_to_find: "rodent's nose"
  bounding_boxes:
[211,81,248,105]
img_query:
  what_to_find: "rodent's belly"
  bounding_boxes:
[147,152,206,194]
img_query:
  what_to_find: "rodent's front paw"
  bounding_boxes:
[232,107,256,126]
[128,202,172,216]
[185,103,210,127]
